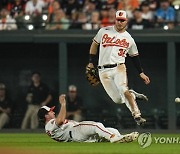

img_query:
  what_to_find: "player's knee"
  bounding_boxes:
[113,99,122,104]
[121,86,128,94]
[96,122,104,128]
[124,90,133,98]
[111,96,124,104]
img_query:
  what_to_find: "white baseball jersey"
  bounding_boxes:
[45,119,78,142]
[93,26,139,66]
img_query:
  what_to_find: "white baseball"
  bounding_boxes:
[175,97,180,103]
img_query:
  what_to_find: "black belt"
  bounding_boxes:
[98,63,124,69]
[69,131,72,138]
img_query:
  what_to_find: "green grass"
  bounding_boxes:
[0,133,180,154]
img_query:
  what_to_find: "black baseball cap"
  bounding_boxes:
[37,106,55,121]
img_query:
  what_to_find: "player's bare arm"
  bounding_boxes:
[88,41,99,68]
[55,94,66,126]
[131,55,150,85]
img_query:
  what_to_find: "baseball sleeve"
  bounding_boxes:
[93,28,104,44]
[46,119,59,133]
[128,38,139,57]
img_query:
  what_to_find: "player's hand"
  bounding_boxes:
[87,63,94,68]
[140,73,150,85]
[59,94,66,105]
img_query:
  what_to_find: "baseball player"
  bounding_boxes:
[87,10,150,125]
[37,94,139,143]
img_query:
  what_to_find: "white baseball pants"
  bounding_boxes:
[98,64,139,114]
[71,121,123,142]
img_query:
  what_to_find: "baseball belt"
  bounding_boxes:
[98,63,124,69]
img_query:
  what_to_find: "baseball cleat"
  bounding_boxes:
[110,134,123,143]
[118,132,139,143]
[129,89,148,102]
[134,116,146,126]
[110,132,139,143]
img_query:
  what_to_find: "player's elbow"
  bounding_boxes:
[55,115,66,126]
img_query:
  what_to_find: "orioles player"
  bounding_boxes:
[37,94,139,143]
[87,10,150,125]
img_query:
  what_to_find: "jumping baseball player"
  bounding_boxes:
[37,94,139,143]
[87,10,150,126]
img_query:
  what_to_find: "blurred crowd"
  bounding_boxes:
[0,0,179,30]
[0,72,84,129]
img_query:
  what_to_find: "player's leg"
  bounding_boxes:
[106,127,121,136]
[72,121,123,142]
[122,91,146,126]
[106,128,139,143]
[99,66,140,106]
[99,67,143,124]
[123,90,141,116]
[129,89,148,102]
[118,132,139,143]
[99,66,146,125]
[113,64,140,114]
[124,90,148,112]
[114,64,146,125]
[124,90,148,125]
[123,93,146,125]
[99,69,124,104]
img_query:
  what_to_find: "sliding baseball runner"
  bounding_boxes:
[37,94,139,143]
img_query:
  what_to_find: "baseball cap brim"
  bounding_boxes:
[50,106,55,111]
[37,106,55,121]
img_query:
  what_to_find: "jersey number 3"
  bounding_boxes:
[118,49,125,57]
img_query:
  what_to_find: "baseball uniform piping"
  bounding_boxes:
[73,124,113,136]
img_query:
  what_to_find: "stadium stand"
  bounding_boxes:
[0,0,179,30]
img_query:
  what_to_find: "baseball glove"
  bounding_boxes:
[86,66,100,86]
